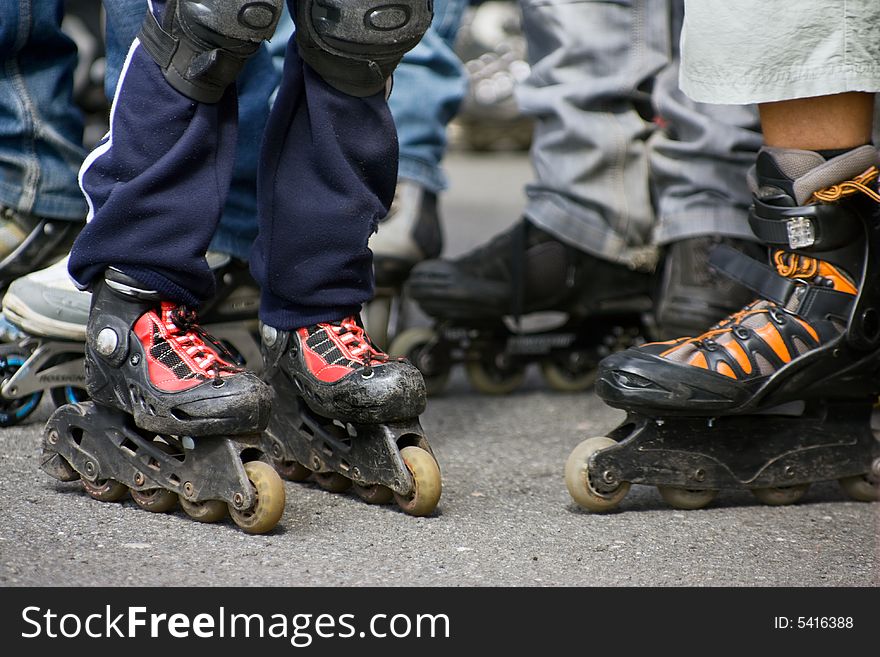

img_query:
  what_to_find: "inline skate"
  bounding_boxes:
[0,252,262,426]
[39,267,285,533]
[364,179,443,350]
[394,219,655,394]
[566,146,880,511]
[0,206,81,292]
[261,315,441,516]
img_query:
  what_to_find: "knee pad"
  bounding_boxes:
[295,0,434,97]
[139,0,282,103]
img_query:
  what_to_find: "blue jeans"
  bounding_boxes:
[518,0,761,270]
[0,0,86,220]
[389,0,468,193]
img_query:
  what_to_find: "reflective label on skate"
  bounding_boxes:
[787,217,815,249]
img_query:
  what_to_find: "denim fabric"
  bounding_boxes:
[517,0,760,271]
[0,0,86,220]
[649,2,762,245]
[266,1,464,195]
[390,0,468,193]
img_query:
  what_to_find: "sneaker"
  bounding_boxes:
[370,179,442,287]
[3,255,89,340]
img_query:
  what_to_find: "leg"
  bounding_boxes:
[69,0,276,433]
[618,0,880,407]
[390,0,469,195]
[368,0,469,343]
[402,0,661,394]
[71,1,239,304]
[0,0,86,288]
[255,1,439,513]
[648,0,764,337]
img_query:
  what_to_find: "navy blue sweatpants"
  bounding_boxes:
[71,0,398,330]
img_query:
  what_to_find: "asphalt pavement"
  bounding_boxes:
[0,150,877,587]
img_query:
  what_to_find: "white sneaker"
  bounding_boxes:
[2,255,89,340]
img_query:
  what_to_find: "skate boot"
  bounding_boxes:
[0,252,263,426]
[261,315,441,516]
[365,179,443,350]
[39,268,284,533]
[394,218,654,394]
[655,236,766,339]
[0,206,80,291]
[566,146,880,512]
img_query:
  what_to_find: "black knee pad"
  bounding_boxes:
[139,0,283,103]
[295,0,434,97]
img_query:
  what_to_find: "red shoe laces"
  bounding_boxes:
[327,316,388,365]
[164,304,238,377]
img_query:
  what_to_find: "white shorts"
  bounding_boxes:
[680,0,880,104]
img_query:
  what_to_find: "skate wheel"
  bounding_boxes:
[564,436,630,512]
[389,327,450,396]
[0,348,43,427]
[839,474,880,502]
[313,471,352,493]
[657,486,717,510]
[274,459,312,482]
[179,498,227,523]
[540,359,597,393]
[751,483,810,506]
[394,446,442,516]
[131,488,178,513]
[130,438,179,512]
[352,483,394,505]
[82,478,128,502]
[228,461,286,534]
[465,359,525,395]
[50,385,88,408]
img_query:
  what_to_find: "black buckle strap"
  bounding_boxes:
[138,8,177,69]
[708,244,853,322]
[749,197,861,251]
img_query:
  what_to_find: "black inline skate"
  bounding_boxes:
[654,235,766,340]
[0,252,262,426]
[364,179,443,350]
[260,315,441,516]
[394,218,655,395]
[40,268,285,533]
[566,146,880,511]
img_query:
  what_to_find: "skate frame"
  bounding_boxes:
[592,401,880,493]
[263,394,431,496]
[42,402,262,509]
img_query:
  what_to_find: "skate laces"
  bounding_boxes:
[685,167,877,342]
[810,166,880,204]
[649,168,880,377]
[325,316,390,368]
[163,303,240,381]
